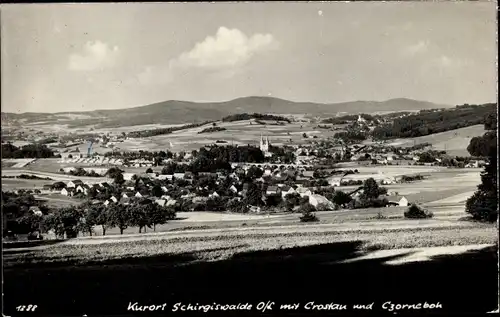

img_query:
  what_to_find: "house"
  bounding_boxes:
[296,187,312,197]
[135,192,143,198]
[155,199,166,207]
[29,206,43,216]
[209,191,220,198]
[103,200,110,206]
[110,196,118,203]
[61,188,69,196]
[266,186,280,196]
[157,175,169,181]
[249,206,261,213]
[123,173,136,181]
[309,194,335,210]
[166,199,177,207]
[229,185,238,194]
[387,195,409,207]
[122,193,130,199]
[99,182,111,189]
[173,172,185,179]
[328,177,342,187]
[281,186,297,198]
[66,180,83,188]
[161,186,169,193]
[120,197,131,205]
[76,185,89,194]
[302,170,315,178]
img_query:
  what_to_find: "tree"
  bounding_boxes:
[42,207,83,238]
[243,182,264,206]
[299,203,318,222]
[145,167,153,173]
[246,166,263,180]
[332,191,352,207]
[113,172,125,185]
[361,178,387,199]
[404,204,433,219]
[465,119,497,222]
[148,204,175,231]
[151,184,163,198]
[107,203,129,235]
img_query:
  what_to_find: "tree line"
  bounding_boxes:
[372,103,496,139]
[221,113,291,123]
[126,121,214,138]
[1,142,57,159]
[465,113,498,222]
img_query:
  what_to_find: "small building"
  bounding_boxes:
[155,199,166,207]
[29,206,43,216]
[209,191,220,198]
[173,172,185,179]
[266,186,280,196]
[66,180,83,188]
[110,196,119,203]
[229,185,238,194]
[387,196,409,207]
[60,188,69,196]
[123,173,137,181]
[296,187,312,197]
[281,186,297,198]
[135,192,143,198]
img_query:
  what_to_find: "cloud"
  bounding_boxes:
[135,27,277,86]
[68,41,120,71]
[403,40,430,56]
[174,27,278,69]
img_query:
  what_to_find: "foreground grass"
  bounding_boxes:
[4,224,497,269]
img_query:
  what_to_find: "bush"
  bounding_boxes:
[299,203,318,222]
[404,204,433,219]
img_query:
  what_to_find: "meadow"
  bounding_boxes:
[383,124,486,157]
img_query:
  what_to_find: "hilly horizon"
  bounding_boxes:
[2,96,452,128]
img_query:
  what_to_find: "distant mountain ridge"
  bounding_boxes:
[2,96,451,127]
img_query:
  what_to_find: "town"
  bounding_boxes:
[2,2,497,315]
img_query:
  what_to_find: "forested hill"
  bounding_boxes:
[372,103,497,139]
[1,97,448,128]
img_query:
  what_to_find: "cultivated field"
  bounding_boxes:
[112,119,337,152]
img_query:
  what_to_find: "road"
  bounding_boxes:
[1,169,112,183]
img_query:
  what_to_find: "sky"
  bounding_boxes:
[1,2,497,113]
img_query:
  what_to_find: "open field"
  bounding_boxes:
[381,124,486,157]
[110,120,336,152]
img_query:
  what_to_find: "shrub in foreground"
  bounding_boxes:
[404,204,433,219]
[299,203,319,222]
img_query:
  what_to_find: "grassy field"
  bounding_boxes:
[383,124,486,157]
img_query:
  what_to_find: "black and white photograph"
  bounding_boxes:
[1,2,498,316]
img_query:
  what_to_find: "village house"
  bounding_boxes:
[309,194,335,210]
[296,187,312,197]
[66,180,83,188]
[229,185,238,194]
[29,206,43,216]
[281,185,296,198]
[60,188,72,196]
[209,191,220,199]
[123,173,137,181]
[266,186,280,196]
[173,172,185,179]
[386,195,409,207]
[110,196,119,203]
[155,199,166,207]
[135,192,143,198]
